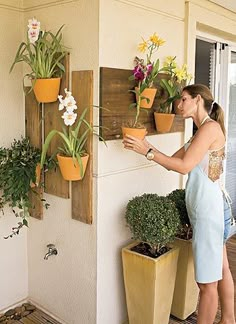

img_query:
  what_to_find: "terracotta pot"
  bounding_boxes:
[33,78,61,103]
[122,127,147,140]
[135,87,157,109]
[154,112,175,133]
[30,163,41,188]
[57,154,89,181]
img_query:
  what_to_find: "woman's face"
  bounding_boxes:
[177,90,198,118]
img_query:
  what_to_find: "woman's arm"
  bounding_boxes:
[123,122,219,174]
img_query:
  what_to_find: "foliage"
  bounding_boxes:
[10,17,67,92]
[167,189,192,240]
[40,88,106,179]
[159,56,192,113]
[0,137,52,238]
[128,33,168,127]
[125,193,180,256]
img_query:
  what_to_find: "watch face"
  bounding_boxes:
[146,151,154,160]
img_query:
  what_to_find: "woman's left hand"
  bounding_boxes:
[123,135,150,156]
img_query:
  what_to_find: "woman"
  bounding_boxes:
[123,84,235,324]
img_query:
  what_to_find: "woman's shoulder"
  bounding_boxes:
[200,119,222,134]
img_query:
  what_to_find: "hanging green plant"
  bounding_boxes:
[0,137,54,238]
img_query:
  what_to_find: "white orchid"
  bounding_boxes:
[28,29,39,43]
[10,17,66,81]
[58,89,77,112]
[62,111,77,126]
[27,18,40,31]
[40,88,96,175]
[27,18,40,44]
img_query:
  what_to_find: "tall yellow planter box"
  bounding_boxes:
[171,238,199,320]
[122,242,179,324]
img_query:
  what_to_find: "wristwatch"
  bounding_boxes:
[145,148,155,160]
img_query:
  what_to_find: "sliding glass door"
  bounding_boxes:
[196,39,236,224]
[225,50,236,219]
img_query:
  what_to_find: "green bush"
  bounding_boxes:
[125,193,180,255]
[167,189,192,239]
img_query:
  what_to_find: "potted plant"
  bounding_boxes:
[122,33,167,139]
[0,137,52,238]
[122,193,180,324]
[167,189,199,320]
[154,56,192,133]
[40,88,106,181]
[10,17,67,103]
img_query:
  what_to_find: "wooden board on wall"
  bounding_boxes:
[44,53,70,198]
[99,67,185,140]
[25,91,43,220]
[71,70,93,224]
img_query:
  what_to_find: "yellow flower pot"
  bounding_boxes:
[154,112,175,133]
[135,87,157,109]
[33,78,61,103]
[122,127,147,140]
[57,154,89,181]
[30,163,41,188]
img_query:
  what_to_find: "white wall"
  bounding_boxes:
[97,1,185,323]
[25,1,99,324]
[0,4,28,311]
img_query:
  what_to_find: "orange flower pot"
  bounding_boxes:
[122,127,147,140]
[135,87,157,109]
[30,163,41,188]
[154,112,175,133]
[33,78,61,103]
[57,154,89,181]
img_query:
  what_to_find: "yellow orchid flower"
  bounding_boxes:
[149,33,165,47]
[138,38,148,53]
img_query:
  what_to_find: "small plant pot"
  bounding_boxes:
[122,127,147,140]
[30,163,41,188]
[57,154,89,181]
[154,112,175,133]
[33,78,61,103]
[135,87,157,109]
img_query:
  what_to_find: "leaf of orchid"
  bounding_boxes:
[40,130,59,168]
[128,75,135,81]
[73,108,89,137]
[75,153,84,178]
[128,103,137,110]
[160,79,175,97]
[75,128,90,152]
[9,42,28,72]
[140,83,147,93]
[93,131,108,147]
[129,89,138,95]
[140,95,150,104]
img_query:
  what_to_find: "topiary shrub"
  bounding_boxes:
[167,189,192,240]
[125,193,180,256]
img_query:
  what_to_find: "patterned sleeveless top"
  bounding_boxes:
[188,118,225,182]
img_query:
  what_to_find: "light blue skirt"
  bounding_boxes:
[186,165,224,283]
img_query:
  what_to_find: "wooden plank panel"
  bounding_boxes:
[71,71,93,224]
[25,90,43,220]
[44,53,70,198]
[99,67,184,140]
